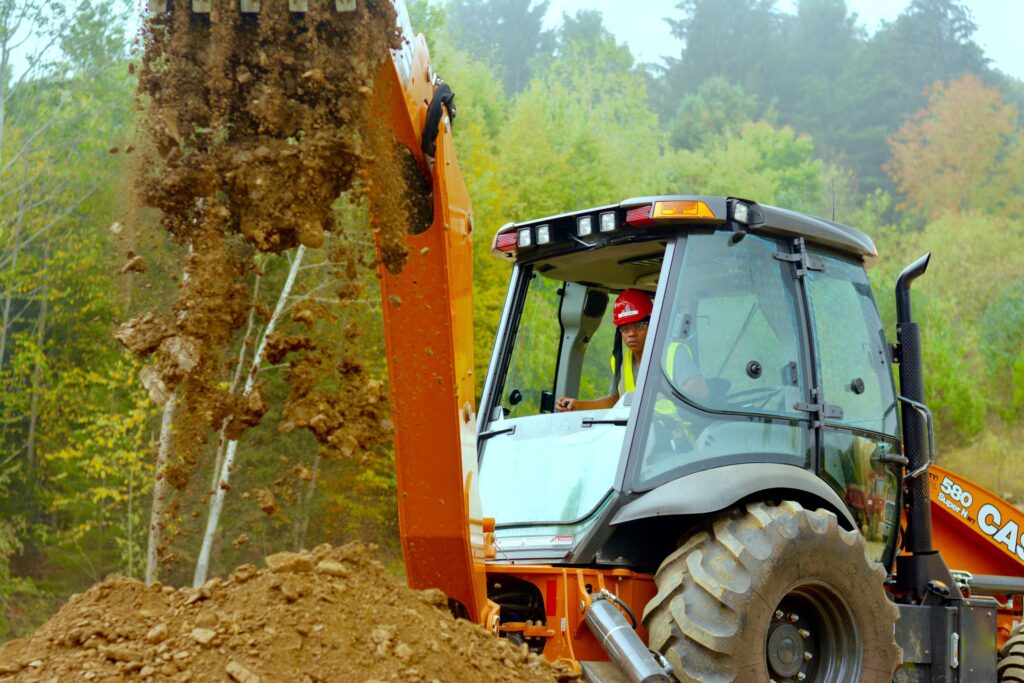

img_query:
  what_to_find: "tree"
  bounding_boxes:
[981,279,1024,421]
[657,0,779,118]
[665,121,828,214]
[668,77,759,150]
[772,0,863,154]
[553,10,632,74]
[448,0,554,94]
[886,74,1019,219]
[839,0,989,189]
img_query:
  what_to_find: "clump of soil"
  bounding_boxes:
[123,2,415,485]
[0,543,570,682]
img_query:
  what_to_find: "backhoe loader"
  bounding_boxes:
[154,2,1024,681]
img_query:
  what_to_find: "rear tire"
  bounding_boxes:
[642,500,901,683]
[999,622,1024,682]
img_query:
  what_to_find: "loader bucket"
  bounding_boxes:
[146,1,358,12]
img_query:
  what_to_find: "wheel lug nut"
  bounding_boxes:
[798,629,810,638]
[804,651,813,661]
[789,613,800,623]
[774,610,785,620]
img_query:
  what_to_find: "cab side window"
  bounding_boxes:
[501,273,561,417]
[805,252,898,436]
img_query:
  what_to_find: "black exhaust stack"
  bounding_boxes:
[893,253,959,600]
[896,254,932,555]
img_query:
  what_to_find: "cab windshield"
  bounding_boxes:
[478,241,667,527]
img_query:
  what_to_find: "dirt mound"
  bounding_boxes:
[0,543,569,682]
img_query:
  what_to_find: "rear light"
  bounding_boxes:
[626,200,717,227]
[625,204,654,226]
[653,200,715,219]
[599,212,616,233]
[495,231,517,252]
[536,224,551,245]
[577,216,593,237]
[517,228,532,248]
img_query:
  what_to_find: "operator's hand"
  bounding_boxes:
[556,397,576,412]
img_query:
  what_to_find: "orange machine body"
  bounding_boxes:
[927,464,1024,643]
[371,7,1024,669]
[486,564,657,665]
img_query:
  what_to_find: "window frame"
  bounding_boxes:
[623,231,818,493]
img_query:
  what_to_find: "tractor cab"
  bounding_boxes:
[477,196,903,572]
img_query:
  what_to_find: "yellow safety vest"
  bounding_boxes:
[610,348,638,393]
[610,342,691,395]
[611,342,695,441]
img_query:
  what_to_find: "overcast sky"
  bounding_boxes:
[542,0,1024,81]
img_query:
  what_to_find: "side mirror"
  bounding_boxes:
[540,391,555,414]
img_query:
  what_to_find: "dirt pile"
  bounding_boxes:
[0,543,570,682]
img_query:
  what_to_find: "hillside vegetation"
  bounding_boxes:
[0,0,1021,639]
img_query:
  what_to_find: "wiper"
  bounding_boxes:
[581,417,628,427]
[479,425,516,440]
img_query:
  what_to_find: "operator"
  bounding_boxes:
[555,288,709,413]
[554,289,652,411]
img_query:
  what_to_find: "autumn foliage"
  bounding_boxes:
[887,75,1022,219]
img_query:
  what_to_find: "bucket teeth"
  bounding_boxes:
[146,0,356,14]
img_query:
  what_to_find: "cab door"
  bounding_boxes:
[625,230,815,490]
[803,247,902,566]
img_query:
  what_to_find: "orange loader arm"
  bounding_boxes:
[928,465,1024,577]
[368,10,489,623]
[928,464,1024,643]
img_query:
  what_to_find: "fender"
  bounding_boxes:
[611,462,857,530]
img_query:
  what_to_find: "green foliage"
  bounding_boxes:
[1,0,1022,644]
[447,0,554,94]
[658,0,993,191]
[668,77,759,150]
[913,296,987,443]
[981,280,1024,420]
[42,356,155,579]
[665,122,826,213]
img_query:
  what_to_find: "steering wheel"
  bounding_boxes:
[724,385,786,410]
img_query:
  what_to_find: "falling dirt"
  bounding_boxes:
[121,1,416,489]
[0,543,570,682]
[76,4,548,680]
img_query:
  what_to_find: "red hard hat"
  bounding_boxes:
[613,289,653,326]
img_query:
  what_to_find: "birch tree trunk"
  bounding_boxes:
[193,246,305,587]
[145,397,176,584]
[144,240,197,585]
[210,271,261,493]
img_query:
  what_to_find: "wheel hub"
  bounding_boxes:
[767,608,818,682]
[767,622,804,677]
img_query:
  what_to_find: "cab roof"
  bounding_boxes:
[491,195,879,267]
